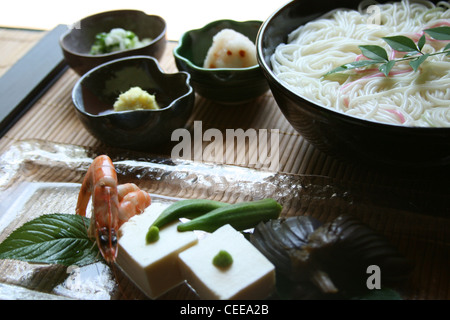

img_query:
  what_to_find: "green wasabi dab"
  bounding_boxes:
[212,250,233,269]
[146,226,160,244]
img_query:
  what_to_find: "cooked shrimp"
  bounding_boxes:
[117,183,152,222]
[75,155,151,263]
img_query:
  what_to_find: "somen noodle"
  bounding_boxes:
[271,0,450,127]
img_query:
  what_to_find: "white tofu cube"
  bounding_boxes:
[178,224,275,300]
[116,202,198,299]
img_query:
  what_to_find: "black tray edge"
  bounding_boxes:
[0,24,69,137]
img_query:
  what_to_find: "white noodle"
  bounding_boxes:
[271,0,450,127]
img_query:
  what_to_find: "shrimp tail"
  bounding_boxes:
[117,183,152,225]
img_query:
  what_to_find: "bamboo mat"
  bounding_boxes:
[0,28,449,300]
[0,28,44,78]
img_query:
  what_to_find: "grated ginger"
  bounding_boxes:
[113,87,159,111]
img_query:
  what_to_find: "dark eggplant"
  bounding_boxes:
[250,215,412,299]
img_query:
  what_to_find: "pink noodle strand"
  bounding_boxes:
[386,109,406,124]
[340,67,412,92]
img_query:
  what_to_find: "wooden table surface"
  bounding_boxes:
[0,27,448,301]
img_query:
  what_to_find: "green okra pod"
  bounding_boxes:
[177,198,282,233]
[151,199,230,229]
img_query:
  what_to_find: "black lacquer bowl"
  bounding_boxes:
[60,10,167,75]
[72,56,194,152]
[257,0,450,170]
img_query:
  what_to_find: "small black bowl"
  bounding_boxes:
[72,56,195,151]
[174,19,269,104]
[60,10,167,75]
[257,0,450,170]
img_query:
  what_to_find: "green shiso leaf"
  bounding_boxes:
[0,213,100,267]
